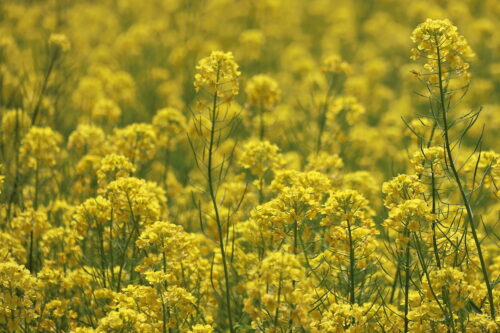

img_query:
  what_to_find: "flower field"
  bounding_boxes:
[0,0,499,332]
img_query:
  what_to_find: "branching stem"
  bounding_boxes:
[435,40,495,319]
[207,68,235,333]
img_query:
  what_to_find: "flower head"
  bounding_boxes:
[321,54,352,75]
[245,74,281,110]
[411,19,474,83]
[49,33,71,52]
[194,51,241,100]
[20,126,63,170]
[238,140,284,178]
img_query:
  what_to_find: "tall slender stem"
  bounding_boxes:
[403,232,411,333]
[258,104,264,140]
[347,219,356,305]
[287,216,299,332]
[430,167,441,269]
[414,234,456,332]
[163,141,170,189]
[316,77,336,153]
[28,160,40,272]
[207,68,235,333]
[7,109,21,219]
[32,50,58,126]
[435,39,495,319]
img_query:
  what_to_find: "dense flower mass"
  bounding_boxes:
[321,54,352,75]
[194,51,241,100]
[245,74,281,110]
[410,18,475,83]
[0,0,499,332]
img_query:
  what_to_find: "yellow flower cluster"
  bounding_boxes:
[0,261,38,331]
[238,139,284,178]
[194,51,241,100]
[96,153,136,190]
[328,95,365,126]
[104,177,165,225]
[384,199,434,236]
[411,18,475,83]
[245,74,281,110]
[152,107,187,147]
[321,54,352,75]
[111,124,157,163]
[68,124,106,154]
[410,146,446,176]
[382,174,424,209]
[1,109,30,142]
[0,1,499,332]
[20,127,62,170]
[244,251,315,330]
[48,33,71,52]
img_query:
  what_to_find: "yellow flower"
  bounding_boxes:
[152,107,187,147]
[68,124,106,154]
[73,195,112,233]
[410,146,446,177]
[0,231,26,262]
[321,189,374,227]
[194,51,240,101]
[411,18,474,83]
[245,74,281,110]
[383,199,434,242]
[49,33,71,52]
[238,140,284,178]
[327,95,365,126]
[136,220,193,256]
[382,174,424,209]
[96,154,136,190]
[239,29,265,60]
[111,123,157,163]
[321,54,352,75]
[319,302,375,332]
[91,98,122,123]
[0,261,38,330]
[10,208,50,239]
[189,324,214,333]
[243,251,314,330]
[20,126,63,170]
[104,177,165,225]
[305,152,343,175]
[1,109,30,142]
[40,227,82,266]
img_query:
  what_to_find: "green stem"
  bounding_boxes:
[207,68,235,333]
[436,40,495,319]
[403,228,411,333]
[6,109,21,219]
[288,217,299,332]
[347,219,356,305]
[258,104,264,140]
[116,198,138,291]
[414,234,456,332]
[273,272,283,330]
[316,76,336,153]
[430,167,441,269]
[28,161,40,272]
[32,49,58,125]
[163,144,170,189]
